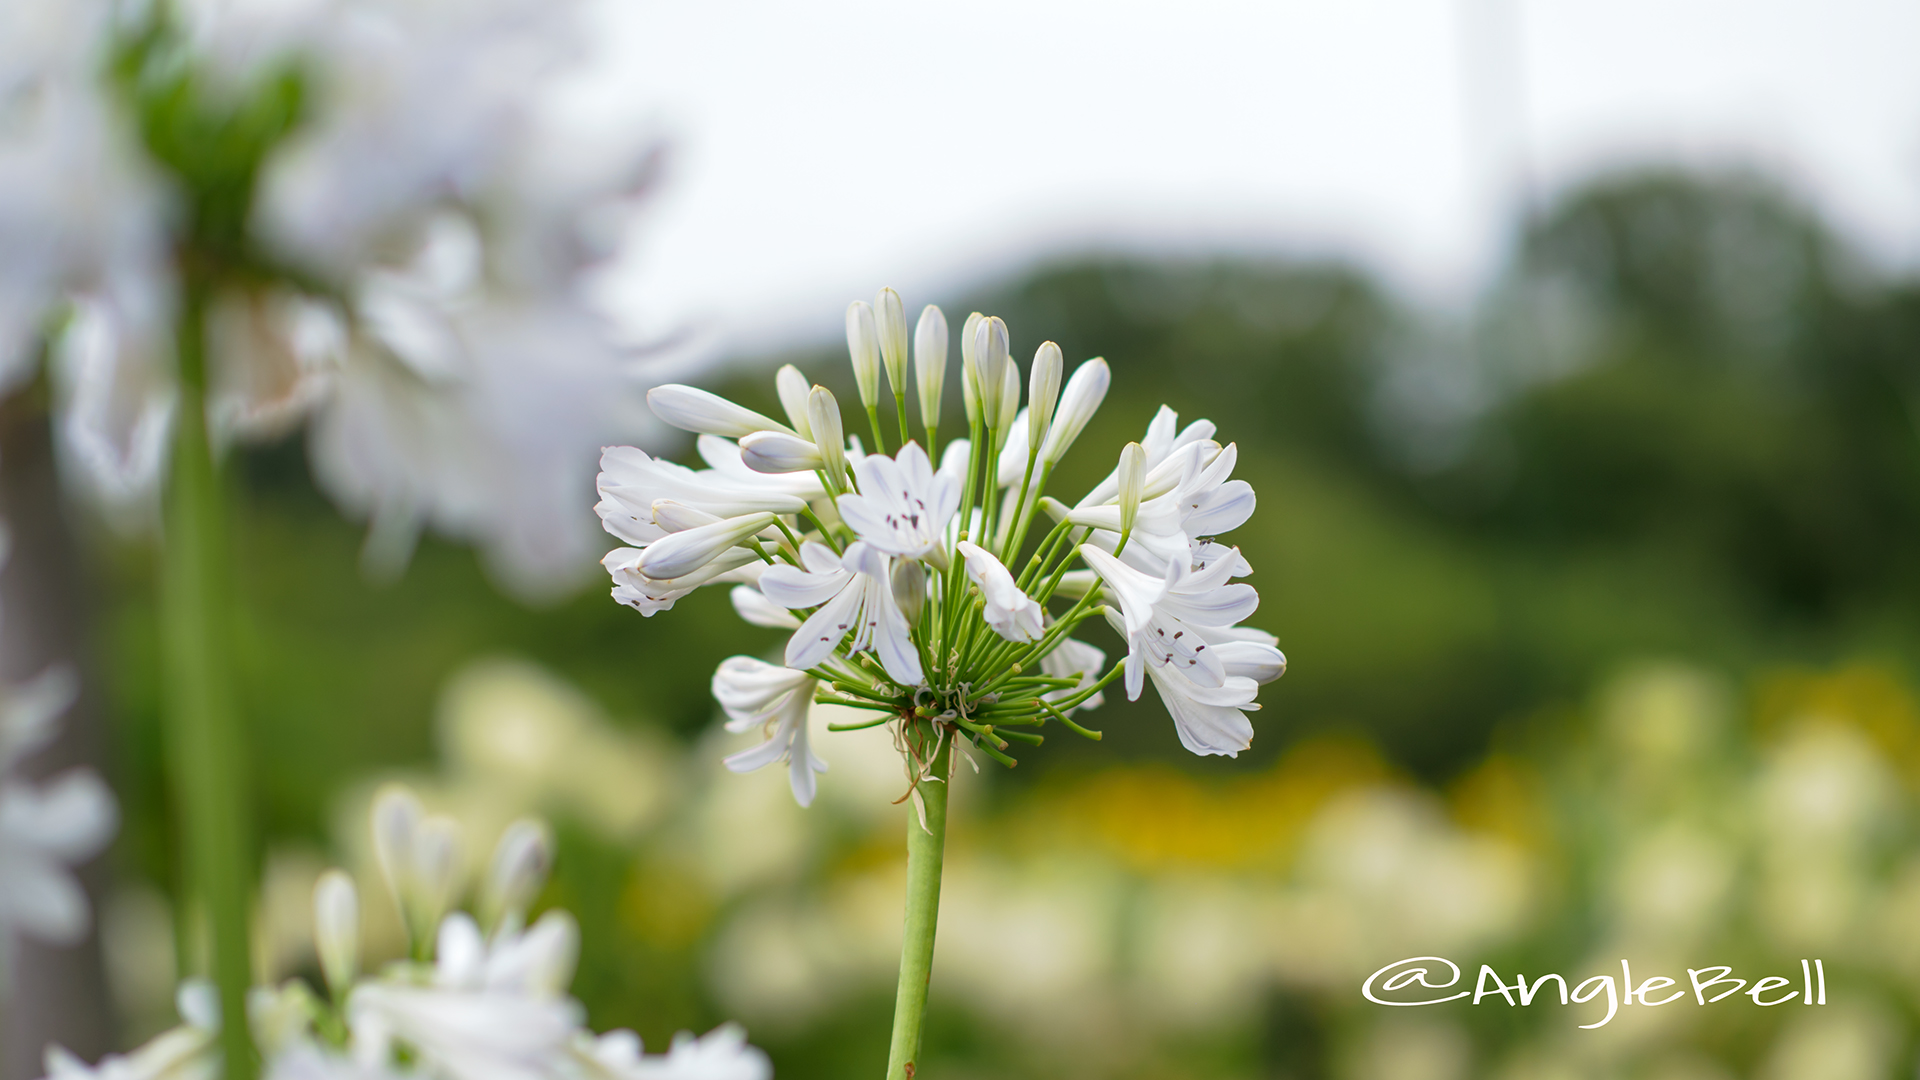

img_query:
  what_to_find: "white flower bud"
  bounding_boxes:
[313,870,359,995]
[775,364,813,439]
[846,301,880,408]
[959,312,984,427]
[969,316,1011,429]
[914,305,948,430]
[411,815,463,935]
[875,288,909,399]
[891,559,927,625]
[1117,441,1146,536]
[648,384,791,439]
[1038,357,1110,466]
[639,512,778,580]
[808,385,849,482]
[370,784,421,917]
[481,818,553,928]
[1027,342,1062,453]
[740,430,826,473]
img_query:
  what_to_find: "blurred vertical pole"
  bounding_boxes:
[160,279,256,1080]
[0,391,117,1079]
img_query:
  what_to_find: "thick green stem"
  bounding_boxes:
[160,282,257,1080]
[885,733,952,1080]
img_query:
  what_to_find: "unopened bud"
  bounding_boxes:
[891,560,927,625]
[1027,342,1062,453]
[313,870,359,995]
[370,784,421,920]
[958,312,984,427]
[410,815,463,937]
[846,301,880,408]
[970,316,1011,429]
[808,385,849,482]
[740,430,826,473]
[1117,442,1146,536]
[481,818,554,929]
[875,288,909,399]
[775,364,813,439]
[914,305,948,431]
[1038,358,1110,466]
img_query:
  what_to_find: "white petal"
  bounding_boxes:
[730,586,802,629]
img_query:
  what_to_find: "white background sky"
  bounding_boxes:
[575,0,1920,354]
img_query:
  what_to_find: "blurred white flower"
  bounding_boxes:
[2,0,675,600]
[0,521,118,965]
[712,656,826,808]
[41,981,219,1080]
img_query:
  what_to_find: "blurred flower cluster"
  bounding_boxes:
[59,776,770,1080]
[95,654,1920,1078]
[0,0,670,597]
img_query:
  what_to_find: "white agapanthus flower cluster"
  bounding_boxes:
[596,291,1287,805]
[40,784,770,1080]
[0,523,118,975]
[0,0,665,598]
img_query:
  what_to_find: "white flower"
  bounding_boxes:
[1100,607,1259,757]
[835,442,959,562]
[956,541,1043,643]
[348,913,584,1080]
[758,543,922,685]
[1079,544,1259,696]
[712,657,826,808]
[0,663,116,957]
[574,1024,771,1080]
[310,212,657,600]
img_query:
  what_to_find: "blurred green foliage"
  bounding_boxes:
[87,168,1920,1076]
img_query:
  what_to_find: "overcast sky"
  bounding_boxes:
[576,0,1920,353]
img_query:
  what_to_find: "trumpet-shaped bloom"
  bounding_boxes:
[1103,609,1259,757]
[1080,544,1259,699]
[836,442,959,563]
[712,657,827,808]
[956,541,1044,642]
[759,543,922,685]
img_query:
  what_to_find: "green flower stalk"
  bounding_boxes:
[597,289,1289,1077]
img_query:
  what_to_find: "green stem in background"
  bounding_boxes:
[866,404,888,456]
[160,279,257,1080]
[885,731,952,1080]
